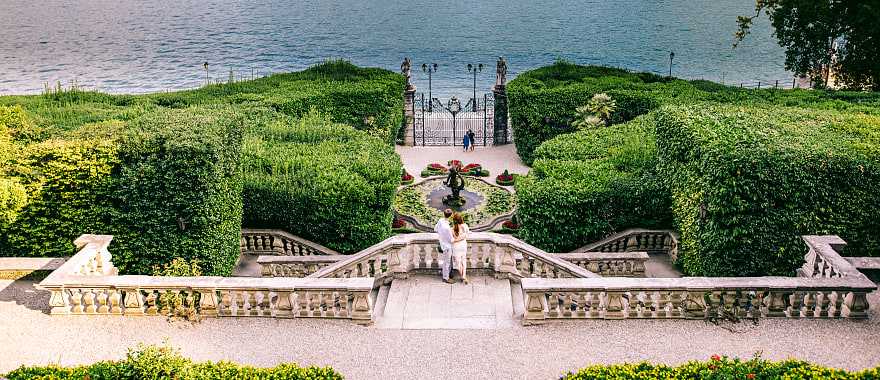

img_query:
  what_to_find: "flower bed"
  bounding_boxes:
[562,354,880,380]
[401,170,414,185]
[393,178,515,229]
[496,170,515,186]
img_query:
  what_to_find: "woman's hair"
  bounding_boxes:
[452,213,464,236]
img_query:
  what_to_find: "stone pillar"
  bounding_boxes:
[492,85,509,145]
[402,86,416,146]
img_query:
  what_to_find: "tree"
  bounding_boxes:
[735,0,880,90]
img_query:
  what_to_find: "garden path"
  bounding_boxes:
[2,278,879,379]
[395,144,529,179]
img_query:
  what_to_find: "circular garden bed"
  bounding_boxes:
[394,177,516,231]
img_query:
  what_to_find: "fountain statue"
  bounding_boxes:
[442,163,466,208]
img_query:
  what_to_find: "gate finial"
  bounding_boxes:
[401,57,414,90]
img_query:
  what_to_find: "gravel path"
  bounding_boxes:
[2,279,879,379]
[395,145,529,178]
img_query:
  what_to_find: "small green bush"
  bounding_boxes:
[656,104,880,276]
[241,111,401,253]
[516,115,672,252]
[4,344,343,380]
[563,354,880,379]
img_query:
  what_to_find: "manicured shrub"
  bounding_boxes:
[110,107,245,276]
[241,112,401,253]
[516,115,672,252]
[562,354,879,379]
[656,104,880,276]
[4,345,343,380]
[508,61,880,165]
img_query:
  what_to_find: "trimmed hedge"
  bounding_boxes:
[241,111,402,253]
[516,115,672,252]
[508,61,880,165]
[656,104,880,276]
[0,61,404,272]
[0,107,246,276]
[563,355,880,379]
[4,345,342,380]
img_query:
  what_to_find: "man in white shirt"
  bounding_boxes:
[434,209,454,283]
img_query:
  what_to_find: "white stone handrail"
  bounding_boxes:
[555,251,648,277]
[258,255,347,277]
[37,235,373,324]
[523,236,876,323]
[309,232,599,282]
[574,229,679,261]
[800,235,863,278]
[241,229,340,256]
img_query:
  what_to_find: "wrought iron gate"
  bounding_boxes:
[413,93,494,146]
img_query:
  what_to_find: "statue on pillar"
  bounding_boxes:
[401,57,414,91]
[495,56,508,90]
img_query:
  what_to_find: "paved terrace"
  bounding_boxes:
[395,144,530,178]
[2,278,878,379]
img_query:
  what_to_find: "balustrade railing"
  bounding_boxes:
[259,255,347,277]
[38,235,373,324]
[555,252,648,277]
[522,236,875,323]
[575,229,679,261]
[309,233,599,282]
[241,229,340,256]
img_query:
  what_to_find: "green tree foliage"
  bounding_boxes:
[736,0,880,90]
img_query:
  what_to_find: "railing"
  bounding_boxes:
[574,229,679,261]
[522,236,875,323]
[241,229,340,256]
[555,252,648,277]
[258,255,347,277]
[37,235,374,324]
[309,232,599,282]
[799,235,862,278]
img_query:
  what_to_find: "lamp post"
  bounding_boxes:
[203,62,209,86]
[421,63,438,111]
[467,63,483,111]
[668,51,674,78]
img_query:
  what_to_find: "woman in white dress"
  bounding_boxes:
[450,213,470,284]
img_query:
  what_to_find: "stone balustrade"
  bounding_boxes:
[522,236,876,323]
[799,235,862,278]
[37,235,374,324]
[555,252,648,277]
[309,232,599,282]
[575,229,679,261]
[258,255,347,277]
[241,229,340,256]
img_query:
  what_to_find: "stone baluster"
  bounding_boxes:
[802,291,817,318]
[296,290,309,317]
[789,291,804,318]
[275,291,293,318]
[351,290,372,324]
[524,292,546,323]
[198,289,218,317]
[766,290,790,317]
[845,292,869,319]
[605,291,626,319]
[48,289,69,315]
[817,291,832,318]
[684,290,707,319]
[96,289,109,314]
[495,246,516,279]
[122,288,144,315]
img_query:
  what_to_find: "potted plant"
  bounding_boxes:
[496,170,515,186]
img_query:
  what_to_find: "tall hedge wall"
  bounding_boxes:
[516,115,672,252]
[508,61,880,165]
[0,61,404,272]
[656,104,880,276]
[241,112,402,253]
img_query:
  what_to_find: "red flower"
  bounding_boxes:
[709,364,717,370]
[711,355,721,361]
[429,163,445,169]
[502,220,519,230]
[463,163,481,170]
[392,218,406,229]
[402,171,413,181]
[747,374,755,379]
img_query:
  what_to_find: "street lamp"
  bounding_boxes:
[467,63,483,111]
[422,63,438,111]
[668,51,675,78]
[203,62,209,86]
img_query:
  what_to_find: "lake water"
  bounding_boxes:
[0,0,789,97]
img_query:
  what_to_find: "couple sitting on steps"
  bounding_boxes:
[434,208,470,284]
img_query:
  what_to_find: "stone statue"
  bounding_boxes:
[495,56,508,88]
[401,57,414,90]
[443,164,466,207]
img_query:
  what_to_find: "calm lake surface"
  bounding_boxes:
[0,0,788,97]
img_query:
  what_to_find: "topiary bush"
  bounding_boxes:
[562,354,880,379]
[516,115,672,252]
[241,111,401,254]
[656,104,880,276]
[4,344,343,380]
